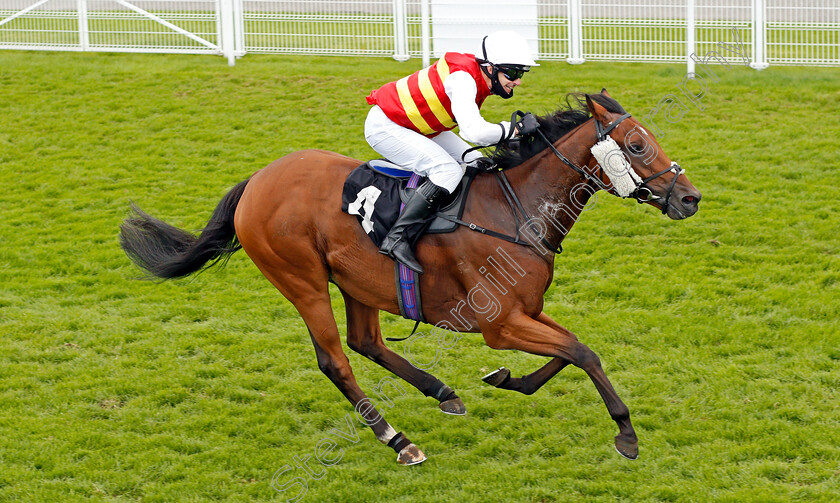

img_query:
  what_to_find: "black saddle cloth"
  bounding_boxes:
[341,160,476,247]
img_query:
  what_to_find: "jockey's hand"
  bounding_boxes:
[516,113,539,136]
[472,157,498,172]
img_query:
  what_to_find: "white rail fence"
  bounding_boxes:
[0,0,837,67]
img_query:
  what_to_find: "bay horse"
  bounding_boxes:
[120,91,701,465]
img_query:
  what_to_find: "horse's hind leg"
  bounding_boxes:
[341,290,466,415]
[305,318,424,465]
[248,254,425,465]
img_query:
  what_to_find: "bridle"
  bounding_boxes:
[449,107,688,256]
[530,111,686,215]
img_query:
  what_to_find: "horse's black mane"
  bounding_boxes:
[493,92,626,170]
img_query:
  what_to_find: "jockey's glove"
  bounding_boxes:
[516,113,540,136]
[471,157,499,172]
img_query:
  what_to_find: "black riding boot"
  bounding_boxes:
[379,180,449,274]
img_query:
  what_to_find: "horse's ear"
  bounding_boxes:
[585,94,609,121]
[601,87,611,97]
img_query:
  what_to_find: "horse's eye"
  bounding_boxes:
[628,144,643,154]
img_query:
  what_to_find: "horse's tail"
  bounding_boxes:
[120,179,250,279]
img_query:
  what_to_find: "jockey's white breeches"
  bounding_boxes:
[364,105,482,193]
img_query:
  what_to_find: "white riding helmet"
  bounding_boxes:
[480,30,539,68]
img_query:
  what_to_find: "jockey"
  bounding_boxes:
[365,30,539,274]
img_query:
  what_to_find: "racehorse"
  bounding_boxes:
[120,91,701,465]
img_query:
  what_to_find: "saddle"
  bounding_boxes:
[341,157,553,323]
[341,160,478,247]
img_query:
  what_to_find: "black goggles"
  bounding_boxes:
[498,66,528,81]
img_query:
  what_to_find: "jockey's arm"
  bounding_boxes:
[444,71,511,145]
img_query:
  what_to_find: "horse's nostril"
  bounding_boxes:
[682,194,701,206]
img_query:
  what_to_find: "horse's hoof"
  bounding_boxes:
[614,434,639,460]
[397,444,426,465]
[439,397,466,415]
[482,367,511,388]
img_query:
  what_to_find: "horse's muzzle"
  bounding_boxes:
[666,187,702,220]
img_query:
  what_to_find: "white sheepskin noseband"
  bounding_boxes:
[590,136,642,197]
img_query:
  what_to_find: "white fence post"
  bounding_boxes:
[567,0,584,64]
[233,0,245,57]
[77,0,89,51]
[393,0,410,61]
[751,0,769,70]
[686,0,695,74]
[219,0,235,65]
[421,0,431,67]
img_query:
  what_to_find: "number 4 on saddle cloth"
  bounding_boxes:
[340,159,478,323]
[342,159,476,246]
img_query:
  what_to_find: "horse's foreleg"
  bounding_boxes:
[482,312,573,394]
[483,313,638,459]
[482,358,570,395]
[342,290,466,415]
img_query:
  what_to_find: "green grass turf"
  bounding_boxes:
[0,50,838,502]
